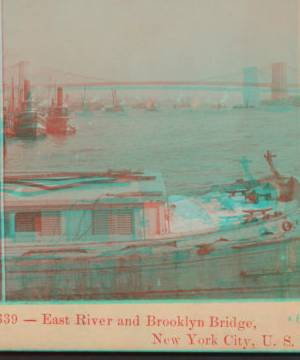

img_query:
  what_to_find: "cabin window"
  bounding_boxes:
[42,211,61,236]
[1,214,11,237]
[91,210,110,236]
[4,218,10,237]
[15,212,42,233]
[92,209,133,236]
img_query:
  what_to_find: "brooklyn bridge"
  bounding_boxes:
[3,61,300,107]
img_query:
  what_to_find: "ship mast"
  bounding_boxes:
[11,77,14,112]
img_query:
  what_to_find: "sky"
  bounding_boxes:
[3,0,299,82]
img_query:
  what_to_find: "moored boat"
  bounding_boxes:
[46,87,76,135]
[75,88,94,117]
[146,98,158,111]
[174,96,191,109]
[14,80,47,138]
[15,108,47,138]
[103,89,124,112]
[3,152,300,300]
[233,101,255,109]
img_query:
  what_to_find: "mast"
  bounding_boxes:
[264,151,280,179]
[11,77,14,112]
[18,61,25,108]
[111,89,116,106]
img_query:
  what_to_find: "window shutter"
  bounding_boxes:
[42,211,61,236]
[112,209,133,236]
[92,210,110,235]
[92,209,133,236]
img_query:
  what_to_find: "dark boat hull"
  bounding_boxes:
[46,116,73,134]
[5,209,300,301]
[15,111,46,138]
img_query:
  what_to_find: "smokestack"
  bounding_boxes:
[57,87,63,106]
[24,80,30,102]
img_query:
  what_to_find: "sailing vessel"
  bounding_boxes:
[46,87,76,135]
[3,152,300,301]
[174,96,191,109]
[103,89,124,112]
[205,103,227,114]
[14,80,47,138]
[146,98,158,111]
[233,101,255,109]
[75,87,94,117]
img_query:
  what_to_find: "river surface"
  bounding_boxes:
[4,107,300,197]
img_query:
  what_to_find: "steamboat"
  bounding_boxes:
[233,101,255,109]
[14,80,47,138]
[174,96,191,109]
[2,152,300,301]
[103,90,124,112]
[46,87,76,134]
[146,98,158,112]
[75,89,94,117]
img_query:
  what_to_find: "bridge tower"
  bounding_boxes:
[271,62,287,101]
[243,67,259,107]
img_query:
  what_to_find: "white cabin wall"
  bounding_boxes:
[144,206,158,238]
[33,211,67,245]
[159,204,168,234]
[15,231,40,244]
[133,208,145,240]
[4,213,16,241]
[67,210,91,242]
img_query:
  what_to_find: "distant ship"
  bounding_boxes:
[103,90,124,112]
[146,98,158,112]
[174,95,199,110]
[173,96,191,109]
[233,101,255,109]
[205,103,227,114]
[75,88,94,117]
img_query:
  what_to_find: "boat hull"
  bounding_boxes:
[4,114,16,137]
[4,209,300,301]
[46,116,72,134]
[15,111,46,138]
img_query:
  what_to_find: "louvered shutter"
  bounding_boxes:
[92,210,110,235]
[112,209,133,235]
[92,209,133,236]
[42,211,61,236]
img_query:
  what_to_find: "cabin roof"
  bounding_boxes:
[3,171,167,212]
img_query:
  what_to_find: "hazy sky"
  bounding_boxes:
[3,0,299,81]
